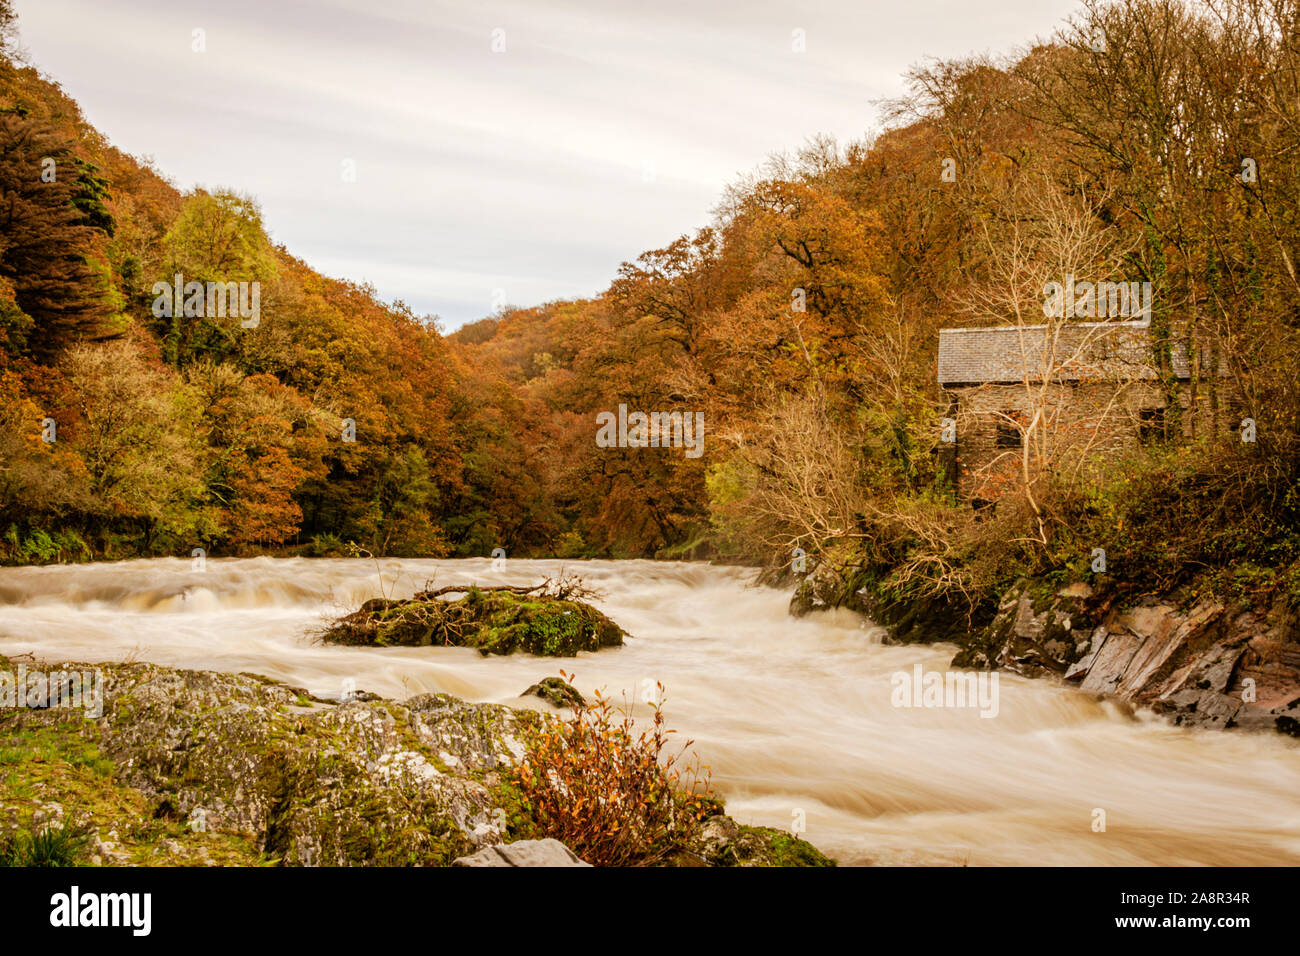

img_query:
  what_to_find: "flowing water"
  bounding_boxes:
[1,556,1298,866]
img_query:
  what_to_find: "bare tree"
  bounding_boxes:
[960,176,1154,540]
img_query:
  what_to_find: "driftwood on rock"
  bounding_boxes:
[419,576,601,603]
[317,576,626,657]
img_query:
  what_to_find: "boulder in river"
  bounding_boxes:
[520,677,585,709]
[318,581,627,657]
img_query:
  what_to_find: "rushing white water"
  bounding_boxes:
[2,556,1298,866]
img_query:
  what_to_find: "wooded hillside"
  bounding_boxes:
[3,0,1297,614]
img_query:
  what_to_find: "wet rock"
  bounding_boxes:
[754,565,799,590]
[1156,687,1242,729]
[452,838,591,867]
[1079,631,1145,695]
[965,581,1299,733]
[1064,626,1108,681]
[950,582,1087,676]
[790,545,995,651]
[788,543,876,619]
[1234,698,1300,734]
[520,677,585,710]
[869,570,1300,735]
[1013,593,1048,641]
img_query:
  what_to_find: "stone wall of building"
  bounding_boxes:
[947,379,1241,500]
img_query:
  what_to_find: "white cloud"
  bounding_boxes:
[15,0,1082,327]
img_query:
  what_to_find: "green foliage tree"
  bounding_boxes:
[154,189,278,367]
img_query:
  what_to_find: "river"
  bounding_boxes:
[1,556,1298,865]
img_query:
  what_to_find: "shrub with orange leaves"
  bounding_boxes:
[509,675,717,866]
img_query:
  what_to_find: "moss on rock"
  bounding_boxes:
[520,677,585,709]
[1,660,837,867]
[2,663,537,866]
[694,815,836,867]
[319,586,626,657]
[0,717,265,866]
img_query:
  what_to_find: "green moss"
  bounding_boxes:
[0,715,266,866]
[487,778,539,841]
[521,677,585,709]
[755,829,836,867]
[320,588,626,657]
[472,594,620,656]
[706,824,836,867]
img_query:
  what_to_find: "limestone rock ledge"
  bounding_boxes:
[0,660,834,867]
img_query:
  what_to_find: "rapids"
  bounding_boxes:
[1,556,1297,866]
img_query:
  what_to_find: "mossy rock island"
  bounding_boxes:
[318,582,627,657]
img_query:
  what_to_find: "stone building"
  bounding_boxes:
[937,322,1236,502]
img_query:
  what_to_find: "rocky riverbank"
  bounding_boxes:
[0,656,832,867]
[790,549,1300,734]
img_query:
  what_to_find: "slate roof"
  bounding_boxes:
[937,322,1193,386]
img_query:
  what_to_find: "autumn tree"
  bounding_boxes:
[0,368,89,531]
[184,360,327,549]
[0,111,113,356]
[61,341,208,550]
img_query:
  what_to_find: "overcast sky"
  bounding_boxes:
[14,0,1082,329]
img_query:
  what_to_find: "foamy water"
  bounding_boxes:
[1,556,1298,865]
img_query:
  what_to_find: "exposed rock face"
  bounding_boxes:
[453,838,591,867]
[789,544,870,618]
[953,581,1300,733]
[790,546,994,645]
[792,550,1300,735]
[0,660,836,867]
[74,664,535,865]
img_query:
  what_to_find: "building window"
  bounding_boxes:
[1138,407,1165,444]
[995,416,1020,449]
